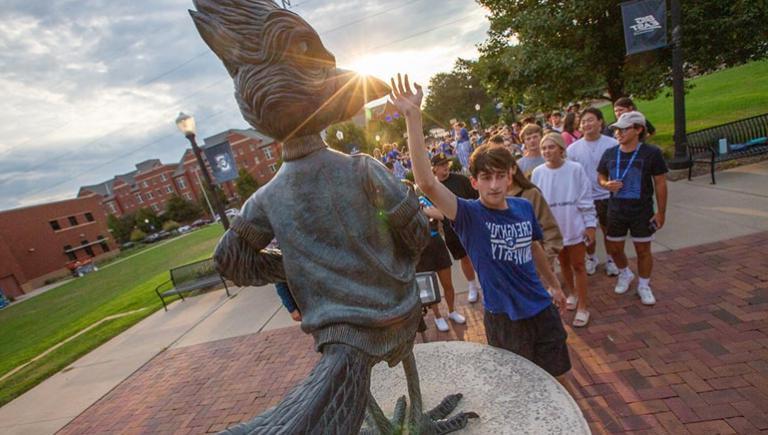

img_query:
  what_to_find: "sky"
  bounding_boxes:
[0,0,490,212]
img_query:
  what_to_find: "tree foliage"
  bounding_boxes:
[326,122,372,155]
[135,208,163,233]
[474,0,768,111]
[164,195,203,223]
[423,59,496,128]
[367,118,407,150]
[107,214,136,244]
[235,169,260,202]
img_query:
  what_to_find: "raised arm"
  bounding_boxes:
[390,73,458,220]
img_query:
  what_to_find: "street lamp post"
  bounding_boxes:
[175,112,230,230]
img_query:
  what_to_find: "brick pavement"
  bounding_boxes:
[60,232,768,434]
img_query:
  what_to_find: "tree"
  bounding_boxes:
[367,117,407,150]
[164,195,203,223]
[423,59,495,129]
[235,168,260,201]
[475,0,768,110]
[107,214,135,244]
[326,122,372,155]
[135,208,163,233]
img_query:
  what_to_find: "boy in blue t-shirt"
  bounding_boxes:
[390,73,571,382]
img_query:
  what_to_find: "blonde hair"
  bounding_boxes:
[541,132,566,150]
[520,123,542,141]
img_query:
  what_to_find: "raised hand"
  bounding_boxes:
[389,73,423,118]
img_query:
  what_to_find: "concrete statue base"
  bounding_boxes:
[370,341,590,434]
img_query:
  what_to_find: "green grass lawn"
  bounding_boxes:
[601,59,768,155]
[0,224,224,406]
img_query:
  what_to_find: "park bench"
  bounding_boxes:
[155,257,230,311]
[686,112,768,184]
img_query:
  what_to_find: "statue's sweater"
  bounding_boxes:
[214,138,429,363]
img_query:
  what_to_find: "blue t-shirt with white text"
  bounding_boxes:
[453,197,552,320]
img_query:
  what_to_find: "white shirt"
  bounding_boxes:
[566,134,618,201]
[531,160,597,246]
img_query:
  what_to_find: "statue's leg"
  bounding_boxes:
[401,351,428,433]
[360,393,406,434]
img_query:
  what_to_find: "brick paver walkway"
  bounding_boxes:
[60,233,768,434]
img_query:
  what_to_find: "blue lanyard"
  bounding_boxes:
[615,144,641,181]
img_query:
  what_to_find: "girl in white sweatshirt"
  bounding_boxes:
[531,133,597,327]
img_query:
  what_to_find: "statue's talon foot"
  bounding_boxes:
[426,393,463,420]
[430,412,480,435]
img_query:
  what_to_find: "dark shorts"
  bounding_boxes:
[483,305,571,377]
[606,206,655,242]
[594,199,609,228]
[416,235,453,273]
[442,224,468,260]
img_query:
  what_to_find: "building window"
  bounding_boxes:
[160,174,167,181]
[107,202,118,213]
[249,144,255,151]
[176,178,187,189]
[64,245,76,261]
[97,235,110,252]
[135,193,143,204]
[254,155,260,164]
[264,147,274,160]
[165,185,173,194]
[183,192,193,200]
[151,204,160,212]
[239,148,244,155]
[142,181,148,188]
[146,192,153,200]
[68,216,78,226]
[85,212,94,222]
[49,220,61,231]
[269,163,278,173]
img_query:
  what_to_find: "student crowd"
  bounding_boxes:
[273,75,668,392]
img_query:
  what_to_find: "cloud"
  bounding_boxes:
[0,0,490,211]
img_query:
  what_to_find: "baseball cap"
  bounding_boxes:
[430,152,450,166]
[610,111,646,129]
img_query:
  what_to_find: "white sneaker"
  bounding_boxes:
[434,317,450,332]
[637,285,656,305]
[467,286,478,303]
[614,270,635,295]
[585,256,598,275]
[448,311,466,324]
[605,259,620,276]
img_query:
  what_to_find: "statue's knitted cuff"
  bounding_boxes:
[386,188,420,228]
[230,216,273,250]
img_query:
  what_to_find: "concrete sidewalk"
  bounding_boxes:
[1,161,767,434]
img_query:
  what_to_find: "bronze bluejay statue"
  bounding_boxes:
[189,1,477,432]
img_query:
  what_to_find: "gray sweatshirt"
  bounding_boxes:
[214,137,429,363]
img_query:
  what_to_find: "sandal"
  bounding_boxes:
[573,310,590,328]
[566,295,578,311]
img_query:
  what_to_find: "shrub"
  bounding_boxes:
[130,229,147,243]
[163,220,180,232]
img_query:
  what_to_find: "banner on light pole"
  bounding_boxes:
[203,141,239,184]
[621,0,667,55]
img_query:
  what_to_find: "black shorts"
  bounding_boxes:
[416,235,453,273]
[606,206,655,242]
[483,305,571,377]
[443,226,468,260]
[594,199,609,228]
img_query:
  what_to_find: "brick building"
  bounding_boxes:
[0,195,118,298]
[79,128,281,218]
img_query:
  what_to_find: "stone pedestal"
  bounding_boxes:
[370,341,590,434]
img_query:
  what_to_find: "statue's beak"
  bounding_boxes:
[332,68,390,121]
